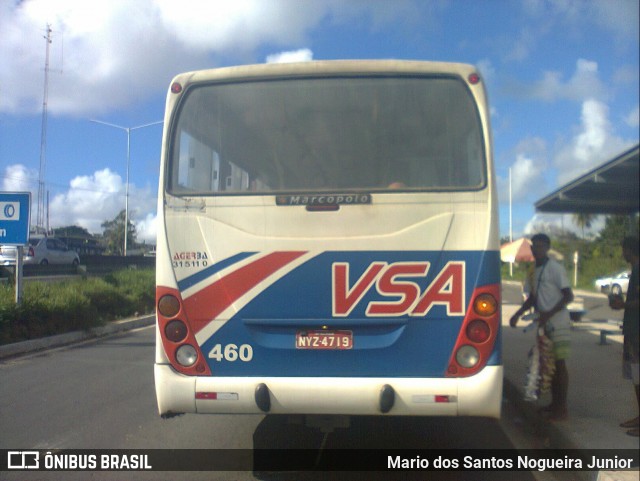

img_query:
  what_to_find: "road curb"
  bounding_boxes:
[0,314,155,359]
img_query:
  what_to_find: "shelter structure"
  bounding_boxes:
[535,144,639,216]
[533,144,638,290]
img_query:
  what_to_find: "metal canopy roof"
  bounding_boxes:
[535,144,639,215]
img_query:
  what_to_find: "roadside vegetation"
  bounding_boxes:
[0,269,155,345]
[502,215,639,290]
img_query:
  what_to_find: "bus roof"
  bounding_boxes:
[170,60,480,87]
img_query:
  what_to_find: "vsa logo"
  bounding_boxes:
[332,261,465,317]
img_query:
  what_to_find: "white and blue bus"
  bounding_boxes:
[155,60,502,418]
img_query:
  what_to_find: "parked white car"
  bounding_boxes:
[594,270,630,296]
[0,236,80,266]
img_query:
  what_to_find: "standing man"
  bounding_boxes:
[610,236,639,437]
[510,234,574,421]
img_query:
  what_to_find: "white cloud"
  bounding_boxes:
[523,213,577,237]
[1,0,194,114]
[510,154,545,201]
[523,213,605,238]
[2,164,38,193]
[266,49,313,64]
[590,0,640,46]
[475,59,495,84]
[520,0,639,52]
[2,163,157,239]
[531,59,608,103]
[554,99,631,184]
[499,137,548,204]
[155,0,330,52]
[48,168,123,233]
[515,94,635,238]
[624,106,640,128]
[45,168,157,238]
[135,213,158,245]
[524,213,561,236]
[2,164,39,223]
[0,0,415,116]
[573,100,609,160]
[504,28,536,62]
[613,65,640,86]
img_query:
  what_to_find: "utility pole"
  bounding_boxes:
[509,167,513,277]
[37,24,52,233]
[89,120,163,256]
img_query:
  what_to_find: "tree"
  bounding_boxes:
[52,225,93,238]
[572,213,596,239]
[101,210,136,255]
[596,215,640,253]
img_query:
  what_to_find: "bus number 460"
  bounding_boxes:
[208,344,253,362]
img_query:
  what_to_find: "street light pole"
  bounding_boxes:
[90,119,162,256]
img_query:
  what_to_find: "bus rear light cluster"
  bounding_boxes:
[447,286,500,377]
[157,286,211,376]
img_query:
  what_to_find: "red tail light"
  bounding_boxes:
[165,320,188,343]
[466,319,491,343]
[446,285,500,377]
[156,286,211,376]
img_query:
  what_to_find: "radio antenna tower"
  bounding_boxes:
[36,24,52,233]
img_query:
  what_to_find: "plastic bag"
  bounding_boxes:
[524,327,556,401]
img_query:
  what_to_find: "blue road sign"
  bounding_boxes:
[0,192,31,245]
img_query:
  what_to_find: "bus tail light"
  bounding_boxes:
[158,294,180,318]
[157,286,211,376]
[473,293,497,316]
[468,72,481,85]
[455,345,480,368]
[466,319,490,343]
[176,345,198,367]
[446,284,500,378]
[165,320,188,343]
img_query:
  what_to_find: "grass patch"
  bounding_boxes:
[0,269,155,345]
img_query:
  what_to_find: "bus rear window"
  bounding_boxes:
[168,76,486,194]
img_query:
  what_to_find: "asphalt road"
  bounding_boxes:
[4,283,613,480]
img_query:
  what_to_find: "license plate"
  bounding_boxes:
[296,330,353,350]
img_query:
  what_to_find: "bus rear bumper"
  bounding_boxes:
[155,364,503,418]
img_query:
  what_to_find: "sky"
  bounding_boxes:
[1,0,638,245]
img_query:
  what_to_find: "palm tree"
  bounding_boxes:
[573,213,596,239]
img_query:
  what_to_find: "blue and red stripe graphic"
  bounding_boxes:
[182,251,308,334]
